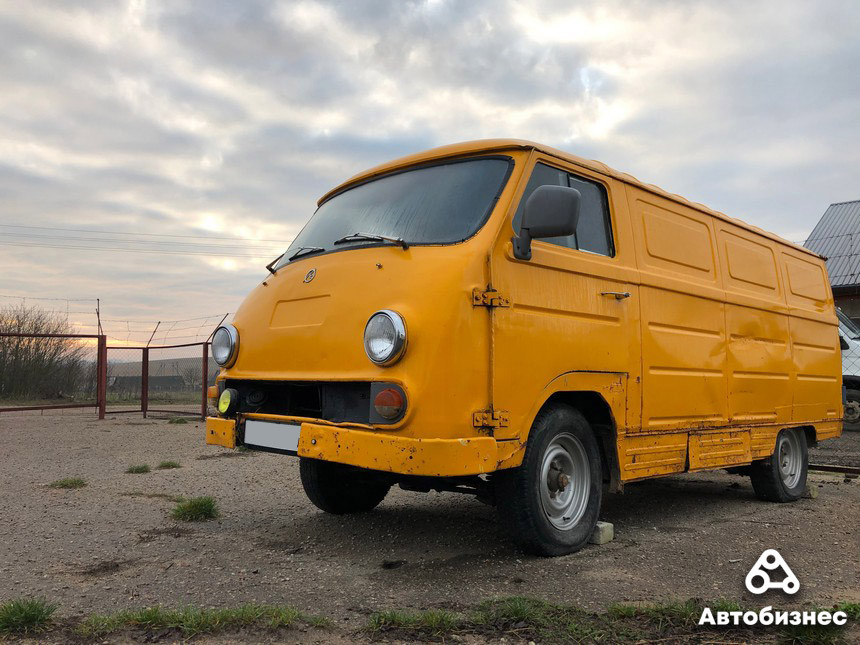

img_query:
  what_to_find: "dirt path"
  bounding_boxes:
[1,413,858,636]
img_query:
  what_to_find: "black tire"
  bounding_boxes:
[844,388,860,431]
[495,403,602,556]
[749,428,808,502]
[299,458,390,514]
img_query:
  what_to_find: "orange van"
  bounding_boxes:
[206,140,842,555]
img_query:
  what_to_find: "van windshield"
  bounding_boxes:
[837,309,860,339]
[276,157,511,268]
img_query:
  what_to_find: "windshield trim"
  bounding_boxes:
[279,155,514,266]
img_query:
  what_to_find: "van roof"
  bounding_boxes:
[319,138,821,259]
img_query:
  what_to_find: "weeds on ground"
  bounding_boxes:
[367,609,459,638]
[75,604,325,638]
[836,601,860,621]
[47,477,86,489]
[366,597,853,644]
[168,417,189,424]
[171,496,218,521]
[0,598,56,634]
[156,460,181,470]
[125,464,151,474]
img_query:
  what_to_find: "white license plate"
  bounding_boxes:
[243,420,301,453]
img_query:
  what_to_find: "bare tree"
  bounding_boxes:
[0,304,94,402]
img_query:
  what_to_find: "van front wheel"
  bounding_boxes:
[299,458,390,514]
[495,404,602,556]
[749,428,808,502]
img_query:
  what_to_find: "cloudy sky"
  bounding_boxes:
[2,0,859,341]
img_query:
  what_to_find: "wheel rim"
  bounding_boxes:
[776,431,802,489]
[845,400,860,424]
[539,432,591,530]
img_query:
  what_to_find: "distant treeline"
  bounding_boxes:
[0,304,96,401]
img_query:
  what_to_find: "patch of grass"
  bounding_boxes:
[125,464,151,474]
[237,445,251,452]
[367,609,460,637]
[365,597,854,644]
[156,460,181,470]
[710,598,742,613]
[0,597,57,634]
[636,598,701,629]
[171,496,219,521]
[781,623,845,645]
[836,601,860,621]
[168,417,188,424]
[75,604,322,638]
[473,596,611,643]
[47,477,86,489]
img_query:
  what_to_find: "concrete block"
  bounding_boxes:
[803,485,819,499]
[589,521,614,545]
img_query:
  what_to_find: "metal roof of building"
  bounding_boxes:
[805,199,860,288]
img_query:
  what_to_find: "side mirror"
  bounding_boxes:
[512,185,581,260]
[840,334,850,351]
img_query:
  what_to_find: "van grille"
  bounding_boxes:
[224,380,372,423]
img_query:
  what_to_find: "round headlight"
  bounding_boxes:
[212,324,239,368]
[364,310,406,366]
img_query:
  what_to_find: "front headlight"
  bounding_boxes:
[212,324,239,368]
[364,310,407,366]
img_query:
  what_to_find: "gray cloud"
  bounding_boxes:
[1,0,859,333]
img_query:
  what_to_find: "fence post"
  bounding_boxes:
[141,347,149,419]
[201,342,209,420]
[97,335,107,420]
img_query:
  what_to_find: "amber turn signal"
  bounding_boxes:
[373,387,404,420]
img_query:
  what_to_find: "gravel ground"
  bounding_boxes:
[1,412,858,640]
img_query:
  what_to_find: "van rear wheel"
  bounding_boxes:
[749,428,808,502]
[299,458,390,514]
[495,403,602,556]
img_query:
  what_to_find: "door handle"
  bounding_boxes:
[601,291,631,300]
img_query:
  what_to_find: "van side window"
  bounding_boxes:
[512,162,614,257]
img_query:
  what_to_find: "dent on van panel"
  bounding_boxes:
[640,287,728,430]
[725,304,791,424]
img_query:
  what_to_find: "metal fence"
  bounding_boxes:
[106,342,212,418]
[0,332,211,419]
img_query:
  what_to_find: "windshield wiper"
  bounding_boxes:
[288,246,325,261]
[333,232,409,250]
[265,253,285,275]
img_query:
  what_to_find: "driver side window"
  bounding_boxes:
[512,162,614,257]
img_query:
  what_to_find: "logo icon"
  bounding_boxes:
[745,549,799,595]
[303,269,316,283]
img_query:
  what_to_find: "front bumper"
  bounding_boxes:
[205,416,522,476]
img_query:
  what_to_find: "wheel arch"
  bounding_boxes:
[499,371,627,492]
